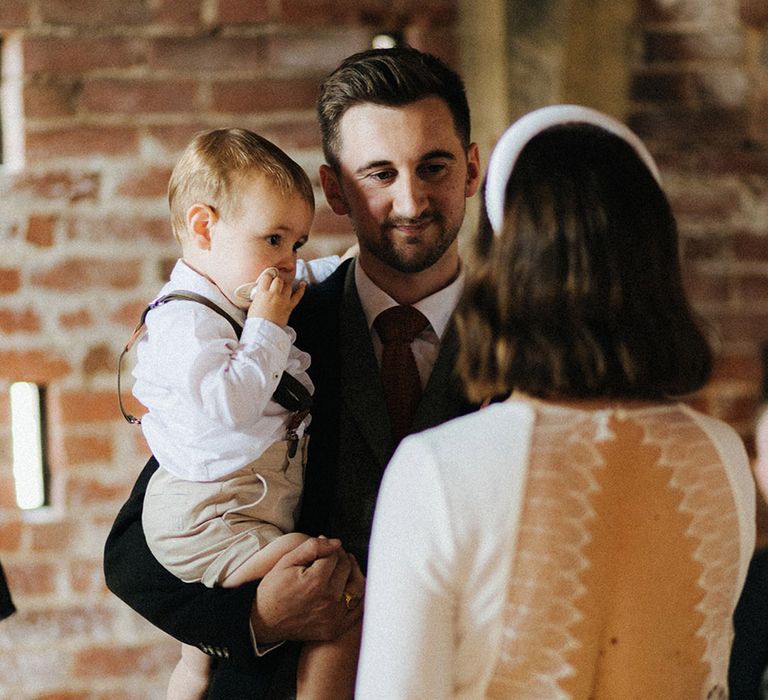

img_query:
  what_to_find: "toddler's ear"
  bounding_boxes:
[186,204,217,250]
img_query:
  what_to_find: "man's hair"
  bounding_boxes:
[317,46,471,171]
[168,128,314,242]
[457,123,712,402]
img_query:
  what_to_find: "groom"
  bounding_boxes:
[104,45,481,696]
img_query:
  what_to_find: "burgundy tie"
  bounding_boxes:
[373,305,429,444]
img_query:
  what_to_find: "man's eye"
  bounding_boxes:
[420,163,447,178]
[267,234,281,246]
[369,170,394,182]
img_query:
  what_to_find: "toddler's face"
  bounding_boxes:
[203,173,313,307]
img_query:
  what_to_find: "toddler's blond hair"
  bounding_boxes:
[168,128,314,242]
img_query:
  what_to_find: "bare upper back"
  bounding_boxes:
[487,400,742,700]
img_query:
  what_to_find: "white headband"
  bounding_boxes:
[485,104,662,235]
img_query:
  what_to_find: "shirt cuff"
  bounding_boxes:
[249,619,285,657]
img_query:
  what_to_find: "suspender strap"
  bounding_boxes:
[117,290,312,424]
[273,371,313,413]
[148,291,243,336]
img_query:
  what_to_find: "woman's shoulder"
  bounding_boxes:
[396,400,537,492]
[412,400,535,448]
[679,403,746,448]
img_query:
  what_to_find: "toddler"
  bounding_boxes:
[124,128,360,700]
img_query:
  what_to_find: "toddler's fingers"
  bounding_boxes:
[290,281,307,306]
[255,267,280,291]
[267,275,286,294]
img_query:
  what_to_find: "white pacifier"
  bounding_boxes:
[233,267,280,303]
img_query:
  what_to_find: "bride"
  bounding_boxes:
[355,105,755,699]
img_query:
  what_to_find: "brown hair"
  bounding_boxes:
[168,128,314,242]
[317,46,471,171]
[457,123,711,402]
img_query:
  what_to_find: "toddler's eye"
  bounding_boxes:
[267,234,281,246]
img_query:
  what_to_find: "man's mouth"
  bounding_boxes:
[389,217,435,235]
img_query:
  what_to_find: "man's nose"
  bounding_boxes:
[392,175,428,219]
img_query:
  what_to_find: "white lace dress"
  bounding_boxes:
[356,397,756,699]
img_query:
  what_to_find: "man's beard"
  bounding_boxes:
[357,213,460,274]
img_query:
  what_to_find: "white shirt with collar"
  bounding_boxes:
[132,258,337,483]
[354,260,464,387]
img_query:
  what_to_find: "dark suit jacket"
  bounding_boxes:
[103,259,475,696]
[729,547,768,699]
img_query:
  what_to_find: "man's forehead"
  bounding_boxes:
[336,97,464,168]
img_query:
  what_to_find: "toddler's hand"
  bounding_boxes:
[247,271,306,326]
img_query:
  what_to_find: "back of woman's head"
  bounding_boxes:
[457,119,712,402]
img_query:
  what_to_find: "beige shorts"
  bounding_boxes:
[143,436,308,587]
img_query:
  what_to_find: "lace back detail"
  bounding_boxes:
[642,410,741,696]
[485,403,741,700]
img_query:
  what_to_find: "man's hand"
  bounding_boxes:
[247,271,306,327]
[251,537,365,645]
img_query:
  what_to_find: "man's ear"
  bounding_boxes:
[465,143,481,198]
[319,164,350,215]
[186,204,217,250]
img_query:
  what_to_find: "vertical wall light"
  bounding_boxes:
[10,382,49,510]
[1,33,25,170]
[0,36,4,164]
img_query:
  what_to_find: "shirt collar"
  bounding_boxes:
[354,259,464,340]
[167,260,247,323]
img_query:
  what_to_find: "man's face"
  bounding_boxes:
[321,96,480,275]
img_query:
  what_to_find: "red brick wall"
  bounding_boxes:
[0,1,455,696]
[622,0,768,542]
[623,0,768,542]
[2,0,768,694]
[629,1,768,444]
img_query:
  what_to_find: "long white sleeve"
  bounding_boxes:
[141,304,289,427]
[296,255,341,284]
[356,439,457,700]
[131,260,313,482]
[356,403,536,699]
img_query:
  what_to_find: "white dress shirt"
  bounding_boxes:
[132,257,337,482]
[354,261,464,386]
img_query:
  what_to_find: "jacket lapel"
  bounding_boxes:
[338,262,393,469]
[412,322,466,433]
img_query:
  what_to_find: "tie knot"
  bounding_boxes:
[374,305,429,344]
